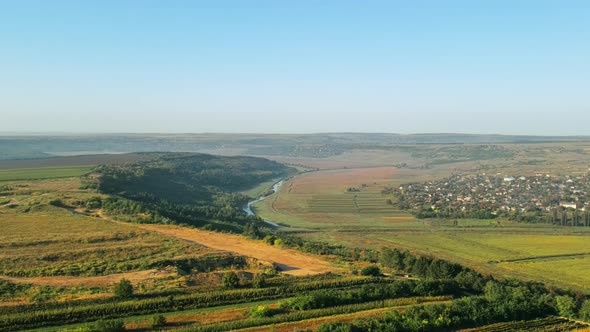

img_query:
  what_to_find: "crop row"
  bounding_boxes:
[0,277,385,331]
[463,316,584,332]
[180,295,451,332]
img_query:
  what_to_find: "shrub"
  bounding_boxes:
[252,274,267,288]
[263,235,276,244]
[579,299,590,321]
[48,199,65,207]
[92,319,125,332]
[222,271,240,289]
[113,279,133,299]
[250,305,282,318]
[316,322,354,332]
[360,265,381,277]
[86,196,103,209]
[150,314,166,328]
[556,295,576,318]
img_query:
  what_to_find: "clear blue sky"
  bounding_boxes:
[1,1,589,134]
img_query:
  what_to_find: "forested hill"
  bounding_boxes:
[93,153,294,230]
[96,152,291,203]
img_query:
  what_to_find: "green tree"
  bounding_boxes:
[113,279,133,299]
[316,322,353,332]
[243,222,261,239]
[556,295,576,318]
[252,273,266,288]
[380,247,404,270]
[579,299,590,321]
[222,271,240,289]
[360,265,381,277]
[85,196,103,209]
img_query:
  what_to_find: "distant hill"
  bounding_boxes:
[3,133,590,160]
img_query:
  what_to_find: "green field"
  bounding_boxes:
[252,167,419,230]
[296,216,590,291]
[0,166,92,181]
[307,191,399,214]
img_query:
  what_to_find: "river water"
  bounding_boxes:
[243,180,284,227]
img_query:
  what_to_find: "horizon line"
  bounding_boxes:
[2,131,590,138]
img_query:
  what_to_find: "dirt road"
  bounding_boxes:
[137,224,339,276]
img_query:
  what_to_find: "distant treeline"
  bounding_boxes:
[4,133,590,161]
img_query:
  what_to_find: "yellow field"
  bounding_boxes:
[0,206,223,279]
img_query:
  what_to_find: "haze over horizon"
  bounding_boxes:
[1,1,589,135]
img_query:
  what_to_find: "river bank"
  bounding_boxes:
[243,180,285,227]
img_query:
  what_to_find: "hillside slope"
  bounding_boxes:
[94,152,294,230]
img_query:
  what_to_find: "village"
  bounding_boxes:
[394,172,590,224]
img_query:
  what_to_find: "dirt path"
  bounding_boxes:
[0,269,175,287]
[70,208,339,276]
[136,224,340,276]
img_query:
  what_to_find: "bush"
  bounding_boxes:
[86,196,103,209]
[48,199,65,207]
[92,319,125,332]
[113,279,133,299]
[222,271,240,289]
[360,265,381,277]
[556,295,576,318]
[150,314,166,328]
[250,305,283,318]
[252,274,267,288]
[316,322,354,332]
[263,235,276,244]
[579,299,590,321]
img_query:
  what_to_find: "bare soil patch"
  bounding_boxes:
[0,269,175,287]
[136,224,340,276]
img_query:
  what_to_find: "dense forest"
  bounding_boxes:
[93,153,293,231]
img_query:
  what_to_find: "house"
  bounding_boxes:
[560,202,578,209]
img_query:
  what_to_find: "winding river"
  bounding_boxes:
[243,180,284,227]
